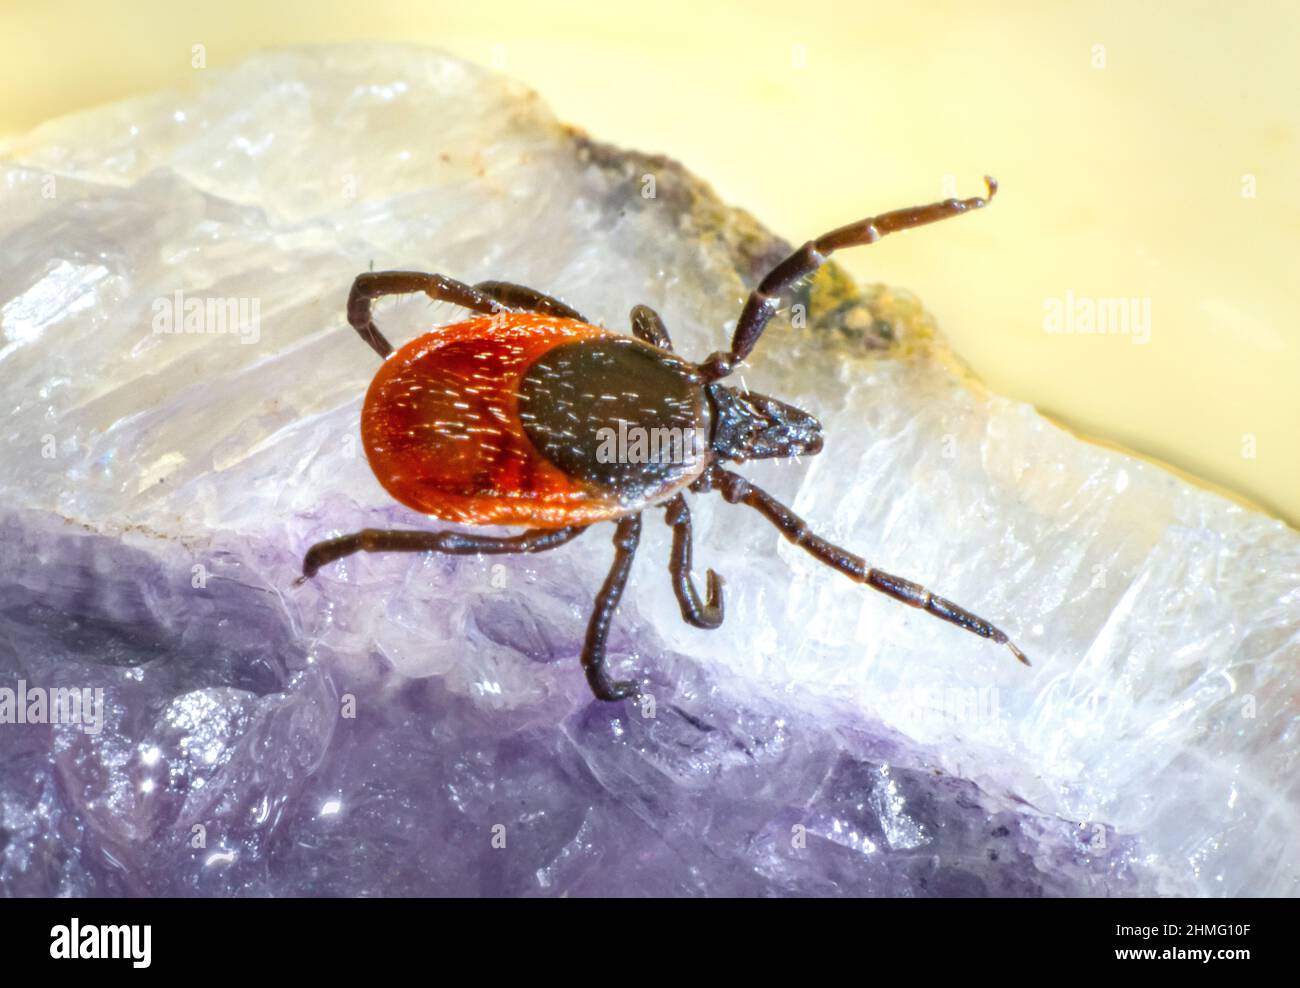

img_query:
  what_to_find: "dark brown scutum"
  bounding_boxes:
[518,337,711,500]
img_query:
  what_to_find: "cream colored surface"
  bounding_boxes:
[3,0,1297,523]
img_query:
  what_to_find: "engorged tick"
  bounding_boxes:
[300,177,1028,700]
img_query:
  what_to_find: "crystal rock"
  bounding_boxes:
[1,46,1296,897]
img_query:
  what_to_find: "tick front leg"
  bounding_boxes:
[630,305,673,351]
[710,467,1029,665]
[298,525,586,581]
[663,495,723,628]
[700,177,997,380]
[348,271,511,359]
[581,515,643,701]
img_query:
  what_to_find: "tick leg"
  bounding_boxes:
[473,280,585,321]
[631,304,673,351]
[582,515,643,701]
[710,467,1029,665]
[348,271,510,359]
[663,495,723,628]
[298,525,586,581]
[700,177,998,380]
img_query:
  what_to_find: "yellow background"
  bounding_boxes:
[4,0,1297,524]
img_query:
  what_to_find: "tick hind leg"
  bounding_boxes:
[700,177,998,380]
[348,271,511,359]
[298,525,586,581]
[663,495,723,628]
[474,280,585,321]
[709,466,1029,664]
[582,515,644,701]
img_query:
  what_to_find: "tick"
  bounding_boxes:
[300,177,1028,700]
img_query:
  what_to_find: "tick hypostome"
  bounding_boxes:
[301,176,1030,701]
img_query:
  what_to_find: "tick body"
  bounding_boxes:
[303,177,1030,700]
[363,315,710,527]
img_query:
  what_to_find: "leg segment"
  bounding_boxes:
[700,177,998,379]
[631,304,673,351]
[663,495,723,628]
[710,467,1028,664]
[348,271,510,359]
[473,280,585,321]
[582,515,643,701]
[299,525,585,581]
